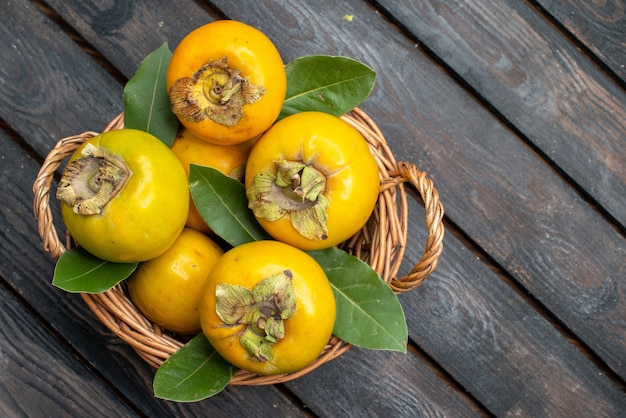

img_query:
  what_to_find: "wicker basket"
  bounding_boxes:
[32,107,444,385]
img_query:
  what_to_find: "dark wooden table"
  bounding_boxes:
[1,1,625,417]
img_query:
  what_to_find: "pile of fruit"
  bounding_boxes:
[52,20,407,401]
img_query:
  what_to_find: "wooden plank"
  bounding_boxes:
[0,1,123,157]
[5,0,624,415]
[22,0,490,414]
[0,127,307,417]
[41,0,220,79]
[0,3,307,416]
[399,199,626,416]
[286,346,484,417]
[30,0,492,414]
[40,0,626,413]
[0,282,139,417]
[536,0,626,82]
[267,197,626,415]
[374,0,626,229]
[197,0,626,413]
[285,190,626,416]
[206,0,626,383]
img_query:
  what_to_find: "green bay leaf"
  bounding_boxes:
[308,247,408,353]
[52,247,137,294]
[280,55,376,119]
[189,164,271,247]
[154,333,237,402]
[123,43,179,146]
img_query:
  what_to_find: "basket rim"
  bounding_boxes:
[32,107,445,385]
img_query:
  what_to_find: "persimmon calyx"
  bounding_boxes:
[247,160,329,241]
[215,270,296,362]
[56,143,130,215]
[169,55,265,127]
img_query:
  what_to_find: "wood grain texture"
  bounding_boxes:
[285,346,484,417]
[0,135,136,418]
[398,198,626,416]
[33,0,491,414]
[0,283,139,418]
[41,0,221,79]
[536,0,626,81]
[375,0,626,229]
[208,0,626,382]
[0,0,624,416]
[0,1,307,415]
[0,0,123,157]
[0,127,308,417]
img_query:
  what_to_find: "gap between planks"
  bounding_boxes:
[367,0,626,237]
[426,192,626,395]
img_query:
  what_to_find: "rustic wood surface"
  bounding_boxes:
[1,0,625,417]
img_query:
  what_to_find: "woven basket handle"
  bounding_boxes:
[32,125,445,294]
[385,162,445,293]
[32,115,125,260]
[32,133,99,260]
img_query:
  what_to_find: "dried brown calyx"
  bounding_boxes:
[215,270,296,362]
[56,143,130,215]
[246,160,329,241]
[169,56,265,126]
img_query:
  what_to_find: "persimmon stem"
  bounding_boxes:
[247,160,329,241]
[215,270,296,362]
[56,143,130,215]
[169,56,265,127]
